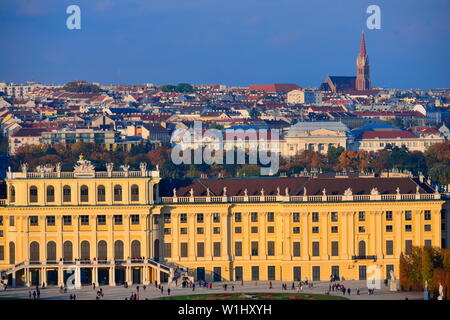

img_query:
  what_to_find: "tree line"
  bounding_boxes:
[9,141,450,184]
[400,247,449,298]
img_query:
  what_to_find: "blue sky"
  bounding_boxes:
[0,0,449,89]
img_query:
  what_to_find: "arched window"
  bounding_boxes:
[154,239,160,261]
[47,241,56,262]
[114,240,124,260]
[29,186,38,203]
[30,241,40,262]
[114,185,122,201]
[9,242,15,264]
[80,241,90,260]
[80,185,89,202]
[63,241,73,262]
[131,240,141,259]
[98,240,107,261]
[131,185,139,202]
[9,186,15,203]
[358,240,366,257]
[46,186,55,202]
[153,184,158,202]
[97,185,106,202]
[63,185,71,202]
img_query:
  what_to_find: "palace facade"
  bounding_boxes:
[0,158,448,288]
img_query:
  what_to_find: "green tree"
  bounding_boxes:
[63,81,101,93]
[327,146,344,169]
[422,247,435,289]
[160,83,194,93]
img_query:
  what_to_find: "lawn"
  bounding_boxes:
[157,292,347,300]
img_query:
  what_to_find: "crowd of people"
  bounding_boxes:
[28,285,41,299]
[5,274,387,300]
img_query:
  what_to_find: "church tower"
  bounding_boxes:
[356,31,370,91]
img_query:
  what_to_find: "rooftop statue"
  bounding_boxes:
[344,188,352,196]
[73,155,95,175]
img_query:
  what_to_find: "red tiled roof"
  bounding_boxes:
[159,176,434,197]
[408,126,441,135]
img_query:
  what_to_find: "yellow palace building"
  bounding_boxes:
[0,157,448,287]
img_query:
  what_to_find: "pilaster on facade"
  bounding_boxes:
[301,212,309,260]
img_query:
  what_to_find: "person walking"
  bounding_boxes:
[168,288,171,296]
[269,281,272,289]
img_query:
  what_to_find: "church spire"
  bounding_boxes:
[356,30,370,91]
[359,30,366,56]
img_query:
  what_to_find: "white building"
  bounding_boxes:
[281,121,350,157]
[352,130,445,152]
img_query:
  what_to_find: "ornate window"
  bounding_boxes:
[114,240,124,260]
[29,186,38,203]
[131,185,139,201]
[63,185,71,202]
[63,241,73,262]
[131,240,141,259]
[114,185,122,201]
[46,241,56,262]
[9,242,15,264]
[80,185,89,202]
[358,240,366,257]
[80,241,90,260]
[9,186,15,203]
[46,186,55,202]
[30,241,40,262]
[97,185,106,202]
[98,240,107,261]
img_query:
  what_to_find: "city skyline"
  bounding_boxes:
[0,0,449,89]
